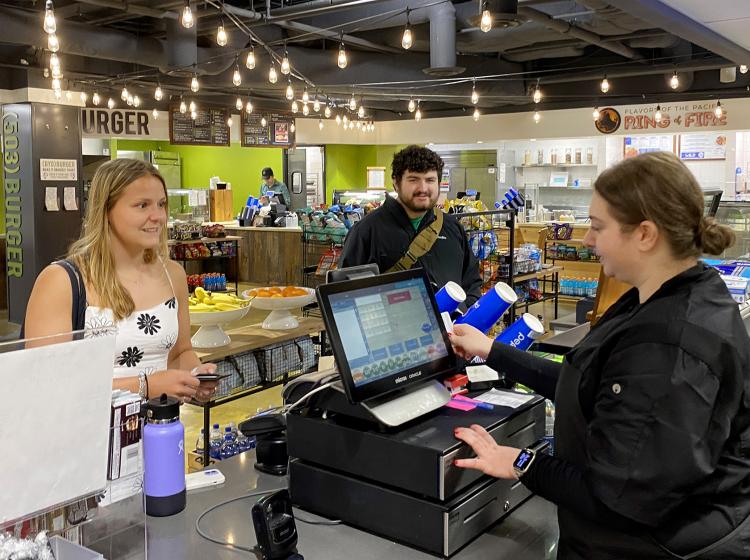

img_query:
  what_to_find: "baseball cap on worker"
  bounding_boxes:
[261,167,274,179]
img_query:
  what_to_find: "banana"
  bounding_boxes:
[214,302,241,311]
[212,293,238,304]
[189,302,215,312]
[194,287,208,302]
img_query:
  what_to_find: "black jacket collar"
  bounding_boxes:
[383,195,435,233]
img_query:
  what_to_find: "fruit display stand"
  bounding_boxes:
[191,316,326,463]
[243,287,316,329]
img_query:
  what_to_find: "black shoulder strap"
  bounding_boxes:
[56,259,87,332]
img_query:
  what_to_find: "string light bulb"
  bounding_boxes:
[670,71,679,90]
[246,47,256,70]
[324,105,332,118]
[313,97,321,112]
[54,88,62,100]
[480,6,492,33]
[268,63,278,84]
[179,99,187,113]
[246,100,253,113]
[236,97,243,111]
[473,108,480,121]
[343,115,348,125]
[319,118,324,130]
[190,74,199,93]
[358,105,365,118]
[43,0,56,34]
[51,64,63,80]
[533,110,541,123]
[216,22,228,47]
[227,116,233,127]
[356,120,362,129]
[532,84,542,104]
[715,100,723,118]
[121,86,129,101]
[337,40,348,69]
[471,82,479,104]
[49,53,60,70]
[592,107,600,120]
[281,48,291,75]
[47,33,59,53]
[286,80,294,100]
[133,95,141,108]
[291,101,299,113]
[408,98,416,112]
[152,108,158,119]
[261,116,267,127]
[402,9,413,50]
[349,94,357,111]
[290,122,296,133]
[155,85,163,101]
[51,78,61,90]
[654,104,662,123]
[107,97,115,109]
[80,91,87,103]
[302,87,309,103]
[302,103,310,116]
[191,110,197,120]
[233,64,242,87]
[415,102,422,121]
[741,65,749,74]
[92,92,100,105]
[189,100,196,112]
[600,76,610,94]
[181,1,194,29]
[336,114,342,125]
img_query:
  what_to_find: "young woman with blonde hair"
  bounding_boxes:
[25,158,216,402]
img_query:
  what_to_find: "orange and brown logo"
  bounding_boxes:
[594,107,621,134]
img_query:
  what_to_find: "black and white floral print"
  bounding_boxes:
[137,313,161,335]
[160,332,177,351]
[118,346,144,367]
[165,297,176,309]
[84,315,117,338]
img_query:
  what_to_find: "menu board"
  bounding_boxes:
[679,132,727,160]
[169,105,230,146]
[241,113,295,147]
[623,135,675,158]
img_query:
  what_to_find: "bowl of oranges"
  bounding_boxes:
[242,286,316,330]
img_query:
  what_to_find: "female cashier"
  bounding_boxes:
[450,152,750,559]
[24,158,217,403]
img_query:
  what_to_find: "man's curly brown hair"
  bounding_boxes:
[391,145,444,183]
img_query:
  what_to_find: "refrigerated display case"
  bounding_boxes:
[712,201,750,259]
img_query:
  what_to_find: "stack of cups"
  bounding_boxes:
[495,313,545,351]
[435,281,467,314]
[454,282,518,334]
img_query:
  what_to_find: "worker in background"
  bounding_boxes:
[259,167,291,207]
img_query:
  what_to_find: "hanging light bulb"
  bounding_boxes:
[592,107,600,120]
[356,120,362,129]
[133,95,141,108]
[92,92,100,105]
[261,116,267,127]
[336,114,342,125]
[107,97,115,109]
[358,105,365,118]
[47,33,59,53]
[49,53,60,70]
[181,1,194,29]
[43,0,56,34]
[532,84,542,104]
[337,40,348,69]
[349,121,355,130]
[480,5,492,33]
[313,97,321,112]
[121,86,129,101]
[286,80,294,101]
[154,85,163,101]
[246,47,256,70]
[715,100,723,118]
[654,105,662,123]
[126,94,133,106]
[349,94,357,111]
[324,104,332,118]
[179,99,186,113]
[268,63,278,84]
[741,65,749,74]
[246,100,253,113]
[670,71,679,90]
[318,118,324,130]
[65,90,72,101]
[189,100,196,112]
[191,110,197,120]
[216,22,228,47]
[402,8,413,50]
[51,78,61,90]
[290,122,296,133]
[415,103,422,121]
[302,87,310,103]
[233,64,242,87]
[343,115,348,125]
[471,82,479,105]
[408,98,416,112]
[600,76,610,94]
[152,108,159,119]
[227,116,233,127]
[533,110,541,123]
[291,100,299,113]
[190,74,199,93]
[80,91,88,103]
[473,108,480,121]
[281,48,291,75]
[236,97,243,111]
[54,88,62,100]
[302,103,310,116]
[51,65,63,79]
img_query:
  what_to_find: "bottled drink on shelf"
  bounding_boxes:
[209,423,223,460]
[220,433,237,460]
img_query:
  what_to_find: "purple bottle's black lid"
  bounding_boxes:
[145,393,180,422]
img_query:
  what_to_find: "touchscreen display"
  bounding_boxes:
[327,277,449,387]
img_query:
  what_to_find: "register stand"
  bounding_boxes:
[287,269,546,557]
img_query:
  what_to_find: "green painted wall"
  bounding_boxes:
[324,144,410,202]
[111,139,284,215]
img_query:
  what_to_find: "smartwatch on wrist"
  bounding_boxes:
[512,448,537,479]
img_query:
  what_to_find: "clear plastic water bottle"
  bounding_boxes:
[195,428,205,457]
[224,425,236,443]
[220,433,237,460]
[228,421,238,439]
[209,423,223,460]
[235,431,249,453]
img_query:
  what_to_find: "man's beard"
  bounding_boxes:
[399,191,437,213]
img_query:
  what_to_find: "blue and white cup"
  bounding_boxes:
[454,282,518,334]
[435,281,466,315]
[495,313,545,351]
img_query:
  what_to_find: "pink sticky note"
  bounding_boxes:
[445,399,476,411]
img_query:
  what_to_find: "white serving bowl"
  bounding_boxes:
[242,287,316,330]
[189,305,250,348]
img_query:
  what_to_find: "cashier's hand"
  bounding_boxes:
[448,324,493,361]
[191,362,219,402]
[454,425,521,480]
[148,369,202,402]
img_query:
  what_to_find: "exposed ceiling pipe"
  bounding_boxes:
[426,1,460,76]
[603,0,750,65]
[74,0,178,20]
[266,0,392,22]
[274,21,401,54]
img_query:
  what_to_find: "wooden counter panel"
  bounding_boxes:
[225,227,303,285]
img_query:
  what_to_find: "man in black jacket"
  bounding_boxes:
[340,145,482,308]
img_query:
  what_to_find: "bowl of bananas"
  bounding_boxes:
[189,287,251,348]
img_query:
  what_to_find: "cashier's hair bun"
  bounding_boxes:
[697,217,735,255]
[594,152,735,258]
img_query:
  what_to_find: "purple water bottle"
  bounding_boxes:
[144,394,186,517]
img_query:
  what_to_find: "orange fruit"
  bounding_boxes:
[269,286,282,294]
[247,289,258,297]
[282,287,297,297]
[290,288,307,297]
[271,293,283,298]
[257,289,272,298]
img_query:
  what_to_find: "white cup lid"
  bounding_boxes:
[443,281,466,303]
[522,313,545,338]
[494,282,518,304]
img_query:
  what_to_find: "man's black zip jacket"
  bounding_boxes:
[340,196,482,309]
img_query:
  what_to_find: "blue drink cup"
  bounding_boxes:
[454,282,517,334]
[495,313,545,351]
[435,281,466,314]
